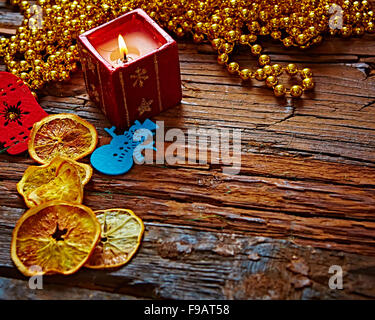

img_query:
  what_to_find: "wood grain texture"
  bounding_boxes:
[0,1,375,299]
[0,276,140,300]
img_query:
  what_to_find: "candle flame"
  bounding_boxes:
[118,34,128,60]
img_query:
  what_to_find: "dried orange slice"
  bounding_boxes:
[85,209,144,269]
[26,162,83,207]
[17,156,92,207]
[11,201,101,276]
[28,113,98,164]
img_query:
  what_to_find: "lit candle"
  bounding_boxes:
[118,34,129,62]
[97,32,160,67]
[78,9,182,129]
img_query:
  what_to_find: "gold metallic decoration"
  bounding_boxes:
[0,0,374,99]
[119,72,130,127]
[130,67,149,88]
[138,98,153,115]
[153,55,163,112]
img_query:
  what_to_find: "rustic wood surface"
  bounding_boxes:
[1,0,375,299]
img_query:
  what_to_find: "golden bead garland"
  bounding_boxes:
[0,0,374,99]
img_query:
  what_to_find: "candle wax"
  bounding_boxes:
[97,31,161,67]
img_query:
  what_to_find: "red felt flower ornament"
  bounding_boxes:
[0,72,47,155]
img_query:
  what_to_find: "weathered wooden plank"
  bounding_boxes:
[0,222,374,299]
[1,2,375,300]
[1,155,375,256]
[0,276,140,300]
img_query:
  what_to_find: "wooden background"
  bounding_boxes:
[1,0,375,299]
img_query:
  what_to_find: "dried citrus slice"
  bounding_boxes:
[28,113,98,164]
[11,201,101,276]
[17,156,92,206]
[85,209,144,269]
[26,162,83,207]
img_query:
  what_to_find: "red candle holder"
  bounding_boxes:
[78,9,182,129]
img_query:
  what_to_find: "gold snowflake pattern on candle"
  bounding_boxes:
[131,68,149,88]
[138,98,153,115]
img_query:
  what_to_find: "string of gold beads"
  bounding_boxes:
[0,0,373,99]
[215,38,315,98]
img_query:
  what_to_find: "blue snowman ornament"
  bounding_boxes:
[91,119,158,175]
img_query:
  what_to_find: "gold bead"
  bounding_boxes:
[34,40,44,51]
[248,35,257,43]
[19,60,29,71]
[354,26,365,37]
[300,68,312,78]
[211,38,223,50]
[362,0,369,8]
[227,62,239,74]
[341,26,352,38]
[258,54,270,66]
[68,45,78,55]
[8,61,17,69]
[220,43,233,54]
[312,36,323,45]
[19,1,30,11]
[33,59,42,67]
[60,71,70,81]
[48,54,56,63]
[367,22,375,34]
[186,10,195,20]
[10,68,19,76]
[19,39,27,52]
[251,44,262,56]
[226,30,238,42]
[239,34,249,45]
[25,49,36,61]
[31,79,43,90]
[0,37,8,47]
[239,69,252,81]
[296,34,307,45]
[217,53,228,65]
[224,17,233,27]
[20,72,29,81]
[271,31,282,40]
[34,65,42,75]
[254,68,266,81]
[182,21,192,33]
[290,85,303,98]
[286,64,298,76]
[211,15,221,24]
[302,78,315,90]
[193,33,204,43]
[8,43,18,54]
[249,22,260,34]
[49,70,58,81]
[263,65,273,76]
[176,28,184,38]
[266,76,278,88]
[272,64,283,76]
[274,84,286,97]
[283,37,294,47]
[260,26,269,36]
[195,22,205,33]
